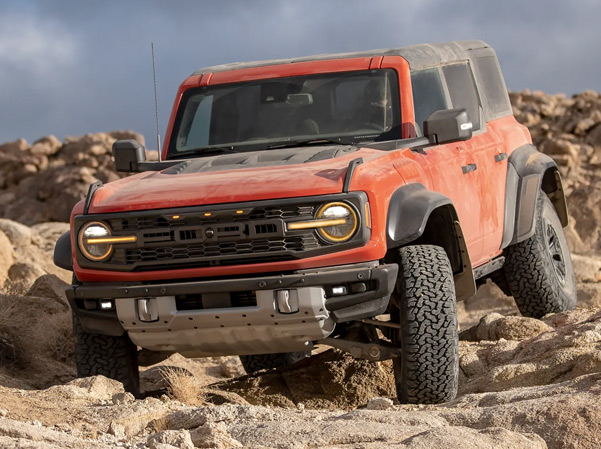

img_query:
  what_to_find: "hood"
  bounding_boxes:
[88,145,384,213]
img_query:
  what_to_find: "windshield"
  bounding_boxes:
[167,69,400,158]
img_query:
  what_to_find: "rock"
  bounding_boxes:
[108,421,126,438]
[0,219,32,247]
[111,392,136,405]
[7,263,45,289]
[30,222,70,253]
[366,397,394,410]
[460,313,553,342]
[572,254,601,282]
[0,139,28,154]
[190,422,243,448]
[577,283,601,309]
[459,308,601,396]
[26,275,69,306]
[147,430,194,449]
[66,376,125,401]
[0,334,16,367]
[30,136,62,157]
[0,230,16,285]
[219,357,246,378]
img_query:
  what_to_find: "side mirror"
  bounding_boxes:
[113,140,146,172]
[423,108,473,145]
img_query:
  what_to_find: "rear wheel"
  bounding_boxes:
[392,245,458,404]
[240,351,310,374]
[504,193,576,318]
[73,312,140,395]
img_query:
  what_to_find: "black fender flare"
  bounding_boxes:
[501,144,568,248]
[386,183,452,247]
[54,231,73,271]
[386,183,476,300]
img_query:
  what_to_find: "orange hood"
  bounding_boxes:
[87,145,389,214]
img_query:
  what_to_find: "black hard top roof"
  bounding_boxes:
[192,40,493,76]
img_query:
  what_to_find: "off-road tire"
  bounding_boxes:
[73,313,140,395]
[240,351,310,374]
[504,193,576,319]
[392,245,458,404]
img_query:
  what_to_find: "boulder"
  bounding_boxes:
[26,275,69,307]
[0,230,15,285]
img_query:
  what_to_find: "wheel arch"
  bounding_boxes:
[386,184,476,300]
[502,144,568,248]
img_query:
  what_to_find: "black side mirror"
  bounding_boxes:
[423,108,473,145]
[113,140,146,172]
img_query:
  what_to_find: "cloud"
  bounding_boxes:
[1,0,601,144]
[0,12,78,78]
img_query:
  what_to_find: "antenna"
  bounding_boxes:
[151,42,161,162]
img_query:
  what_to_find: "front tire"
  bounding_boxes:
[392,245,458,404]
[73,313,140,395]
[504,193,576,318]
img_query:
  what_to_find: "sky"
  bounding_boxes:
[1,0,601,148]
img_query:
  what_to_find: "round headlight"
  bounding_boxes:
[316,202,358,243]
[79,222,113,261]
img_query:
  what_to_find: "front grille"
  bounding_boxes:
[111,235,320,267]
[76,193,368,272]
[102,203,324,270]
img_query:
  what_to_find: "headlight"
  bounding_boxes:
[315,202,358,243]
[78,222,113,261]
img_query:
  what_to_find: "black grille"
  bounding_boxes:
[113,235,319,264]
[103,203,323,270]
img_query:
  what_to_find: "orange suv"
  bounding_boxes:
[54,40,576,403]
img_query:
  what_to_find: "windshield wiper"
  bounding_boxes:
[169,146,237,160]
[267,138,354,149]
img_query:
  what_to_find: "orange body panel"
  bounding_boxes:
[73,57,532,283]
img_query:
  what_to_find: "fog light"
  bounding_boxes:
[99,300,114,310]
[331,285,348,296]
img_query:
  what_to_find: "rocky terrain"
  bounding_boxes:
[1,90,601,447]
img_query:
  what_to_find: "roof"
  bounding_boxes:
[192,40,493,75]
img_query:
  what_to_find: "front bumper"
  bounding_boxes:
[67,262,398,356]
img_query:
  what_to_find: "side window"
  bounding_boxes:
[471,56,512,119]
[411,68,447,135]
[442,63,481,130]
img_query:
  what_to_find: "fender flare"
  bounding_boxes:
[386,183,452,247]
[53,231,73,271]
[501,144,568,248]
[386,183,476,300]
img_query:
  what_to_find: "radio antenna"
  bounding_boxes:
[151,42,161,162]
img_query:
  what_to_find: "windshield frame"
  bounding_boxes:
[166,69,401,160]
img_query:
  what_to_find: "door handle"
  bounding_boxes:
[462,163,477,174]
[494,152,508,162]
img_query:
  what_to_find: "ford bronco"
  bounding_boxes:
[54,40,576,403]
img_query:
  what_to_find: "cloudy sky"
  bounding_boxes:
[1,0,601,147]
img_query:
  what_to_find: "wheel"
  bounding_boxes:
[239,351,310,374]
[73,312,140,395]
[392,245,458,404]
[503,193,576,318]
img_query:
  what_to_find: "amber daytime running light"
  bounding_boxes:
[287,202,358,243]
[78,222,137,261]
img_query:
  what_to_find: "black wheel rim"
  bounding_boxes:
[544,217,566,285]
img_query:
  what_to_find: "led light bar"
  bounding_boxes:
[86,236,138,244]
[287,218,347,231]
